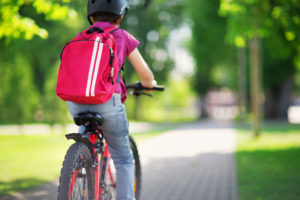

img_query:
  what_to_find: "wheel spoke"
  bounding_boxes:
[68,169,79,199]
[70,172,89,199]
[58,143,94,200]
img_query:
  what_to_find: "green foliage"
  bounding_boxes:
[42,63,70,124]
[0,0,86,124]
[0,0,73,40]
[118,1,187,121]
[0,55,40,123]
[186,0,236,94]
[219,0,300,70]
[219,0,271,44]
[122,0,184,83]
[219,0,300,69]
[260,5,298,91]
[219,0,300,119]
[125,78,197,122]
[262,35,295,90]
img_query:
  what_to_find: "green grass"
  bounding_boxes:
[0,134,72,197]
[235,122,300,200]
[0,125,172,197]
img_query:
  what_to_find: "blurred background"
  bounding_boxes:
[0,0,300,199]
[0,0,300,125]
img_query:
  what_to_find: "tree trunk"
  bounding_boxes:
[249,37,262,137]
[237,47,247,121]
[278,77,293,118]
[197,97,208,119]
[265,90,276,118]
[264,76,294,120]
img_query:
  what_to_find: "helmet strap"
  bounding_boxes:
[88,16,93,25]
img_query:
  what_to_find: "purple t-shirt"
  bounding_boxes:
[86,22,140,102]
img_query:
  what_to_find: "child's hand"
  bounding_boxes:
[141,80,157,89]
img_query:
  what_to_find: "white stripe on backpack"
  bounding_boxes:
[86,37,100,97]
[91,43,103,96]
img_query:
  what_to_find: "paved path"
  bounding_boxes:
[0,120,237,200]
[139,120,237,200]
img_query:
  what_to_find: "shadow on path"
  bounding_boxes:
[0,180,58,200]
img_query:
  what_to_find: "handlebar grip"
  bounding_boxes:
[126,82,141,90]
[150,85,165,91]
[126,82,165,91]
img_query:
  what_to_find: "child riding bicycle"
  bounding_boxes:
[61,0,157,199]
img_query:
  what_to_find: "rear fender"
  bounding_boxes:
[65,133,95,157]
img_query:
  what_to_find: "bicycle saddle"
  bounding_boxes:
[74,112,104,127]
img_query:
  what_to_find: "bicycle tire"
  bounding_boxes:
[129,135,142,200]
[57,143,95,200]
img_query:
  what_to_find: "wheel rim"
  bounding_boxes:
[133,177,137,194]
[68,157,89,200]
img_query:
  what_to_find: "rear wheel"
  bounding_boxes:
[129,135,142,200]
[57,143,95,200]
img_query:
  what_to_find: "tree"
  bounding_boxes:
[261,1,300,119]
[188,0,236,93]
[219,0,300,122]
[122,1,184,83]
[121,1,185,120]
[186,0,236,117]
[0,55,40,123]
[0,0,73,40]
[0,0,84,123]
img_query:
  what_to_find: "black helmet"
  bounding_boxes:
[88,0,129,23]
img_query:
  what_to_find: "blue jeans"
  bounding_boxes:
[66,95,135,200]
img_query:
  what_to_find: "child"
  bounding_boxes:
[66,0,156,200]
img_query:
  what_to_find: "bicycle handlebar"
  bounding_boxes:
[126,82,165,91]
[126,82,165,97]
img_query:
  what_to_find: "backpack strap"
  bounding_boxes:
[86,27,104,34]
[104,26,119,84]
[103,26,119,34]
[83,26,119,35]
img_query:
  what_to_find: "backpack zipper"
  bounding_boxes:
[60,39,113,65]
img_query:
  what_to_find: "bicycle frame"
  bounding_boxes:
[67,130,115,200]
[91,132,115,200]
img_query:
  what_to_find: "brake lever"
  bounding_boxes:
[130,90,153,97]
[141,91,153,97]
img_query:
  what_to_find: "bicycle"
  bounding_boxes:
[57,82,164,200]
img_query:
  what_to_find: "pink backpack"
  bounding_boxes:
[56,26,120,104]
